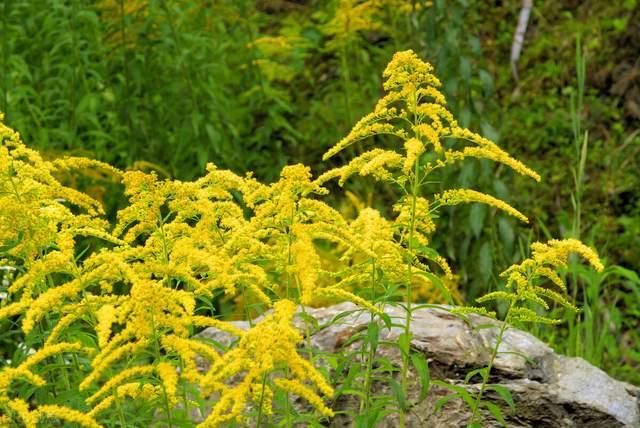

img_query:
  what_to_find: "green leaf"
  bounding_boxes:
[608,265,640,284]
[487,384,515,409]
[410,352,431,401]
[355,408,381,428]
[413,242,440,260]
[432,380,476,409]
[474,322,499,330]
[464,367,488,384]
[482,401,507,426]
[478,69,494,95]
[434,393,459,413]
[493,179,509,200]
[415,271,454,305]
[389,377,407,411]
[296,311,319,331]
[334,387,367,399]
[460,57,472,81]
[469,204,487,238]
[379,313,392,330]
[367,322,380,352]
[498,217,515,254]
[343,362,361,387]
[478,241,493,284]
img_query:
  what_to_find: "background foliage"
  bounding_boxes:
[1,0,638,385]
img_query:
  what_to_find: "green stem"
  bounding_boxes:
[256,372,268,427]
[299,304,314,362]
[36,319,58,398]
[569,35,587,357]
[55,352,71,391]
[116,391,127,427]
[152,214,177,426]
[399,92,421,428]
[282,202,297,428]
[470,301,513,424]
[151,313,174,428]
[361,259,377,414]
[180,359,190,421]
[161,383,175,427]
[244,287,254,328]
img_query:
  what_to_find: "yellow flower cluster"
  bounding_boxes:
[475,239,604,324]
[0,343,100,427]
[0,116,119,265]
[435,188,529,223]
[1,117,353,426]
[317,51,538,283]
[199,300,334,426]
[393,196,436,245]
[324,0,425,51]
[324,0,380,50]
[5,399,103,428]
[528,239,604,272]
[322,50,539,186]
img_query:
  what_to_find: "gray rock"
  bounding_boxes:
[195,303,640,427]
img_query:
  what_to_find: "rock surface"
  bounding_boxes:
[196,303,640,427]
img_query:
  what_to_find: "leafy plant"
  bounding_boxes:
[0,44,629,428]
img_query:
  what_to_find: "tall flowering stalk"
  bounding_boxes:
[320,50,540,425]
[452,239,604,425]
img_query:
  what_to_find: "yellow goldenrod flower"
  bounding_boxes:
[316,287,382,315]
[393,196,437,242]
[80,339,149,391]
[6,398,38,428]
[88,382,161,417]
[157,361,179,406]
[85,365,155,405]
[449,127,541,181]
[273,378,334,417]
[0,368,46,398]
[95,304,117,349]
[22,279,83,334]
[434,256,453,280]
[199,300,334,426]
[191,316,247,338]
[403,138,426,174]
[0,300,30,322]
[20,342,85,371]
[476,239,603,324]
[382,50,440,91]
[435,188,528,223]
[291,228,321,305]
[36,405,102,428]
[533,266,566,291]
[530,239,604,272]
[161,334,220,383]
